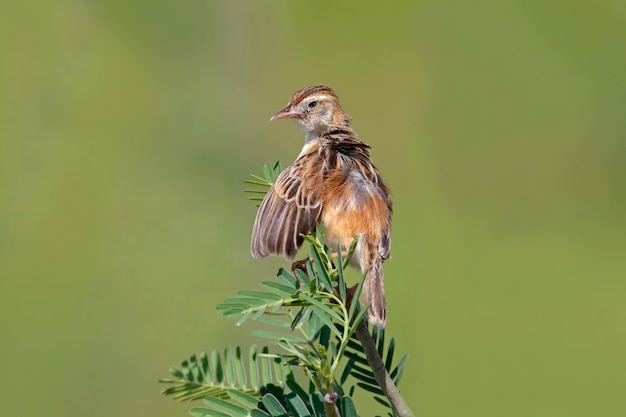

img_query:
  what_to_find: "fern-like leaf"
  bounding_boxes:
[244,161,282,203]
[215,275,301,327]
[160,345,290,403]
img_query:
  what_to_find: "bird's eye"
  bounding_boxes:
[308,101,317,108]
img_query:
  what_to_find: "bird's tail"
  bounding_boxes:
[363,260,387,328]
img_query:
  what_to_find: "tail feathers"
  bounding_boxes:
[363,261,387,328]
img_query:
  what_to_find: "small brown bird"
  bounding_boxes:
[251,86,392,328]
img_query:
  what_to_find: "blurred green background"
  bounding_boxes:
[1,1,625,416]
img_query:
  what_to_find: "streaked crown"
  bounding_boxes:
[288,85,338,106]
[271,85,352,134]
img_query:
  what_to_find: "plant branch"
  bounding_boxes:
[354,320,415,417]
[324,400,340,417]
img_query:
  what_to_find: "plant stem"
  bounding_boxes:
[354,320,415,417]
[324,401,340,417]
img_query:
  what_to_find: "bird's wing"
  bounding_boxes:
[251,154,322,260]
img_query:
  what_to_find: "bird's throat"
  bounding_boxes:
[298,135,321,158]
[304,130,321,145]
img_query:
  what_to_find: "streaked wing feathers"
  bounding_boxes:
[251,161,322,260]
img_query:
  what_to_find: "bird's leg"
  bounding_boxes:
[290,258,311,275]
[334,283,359,310]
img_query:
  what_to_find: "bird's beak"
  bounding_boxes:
[270,106,301,121]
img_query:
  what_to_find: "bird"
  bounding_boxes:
[251,85,392,328]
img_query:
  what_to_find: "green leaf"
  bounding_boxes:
[343,350,368,366]
[286,378,311,408]
[285,392,311,417]
[219,309,246,320]
[251,306,268,320]
[260,347,272,386]
[261,281,298,298]
[277,268,299,288]
[338,396,358,417]
[355,381,384,396]
[309,393,326,417]
[272,357,286,386]
[298,294,341,338]
[336,246,347,301]
[372,396,391,408]
[211,350,224,384]
[262,163,274,184]
[190,354,204,383]
[243,179,270,187]
[276,340,311,365]
[318,324,330,349]
[249,345,259,391]
[339,357,355,385]
[390,353,409,381]
[245,162,282,205]
[228,389,260,409]
[161,348,282,404]
[297,293,342,322]
[246,174,270,184]
[204,397,249,417]
[238,291,283,301]
[182,360,194,381]
[327,341,337,364]
[201,353,212,384]
[262,393,288,417]
[271,161,282,181]
[169,366,184,379]
[306,310,323,341]
[223,297,268,307]
[305,260,316,289]
[294,267,311,287]
[236,309,254,327]
[224,347,236,386]
[375,327,385,359]
[216,303,251,314]
[255,316,291,328]
[290,306,310,331]
[233,346,247,387]
[384,337,396,373]
[396,368,406,386]
[310,245,333,292]
[309,309,341,339]
[252,331,308,344]
[190,407,230,417]
[350,368,378,386]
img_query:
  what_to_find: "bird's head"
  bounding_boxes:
[270,86,352,138]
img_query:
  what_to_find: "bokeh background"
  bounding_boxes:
[1,1,625,416]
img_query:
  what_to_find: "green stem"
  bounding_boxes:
[329,296,351,375]
[321,374,340,417]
